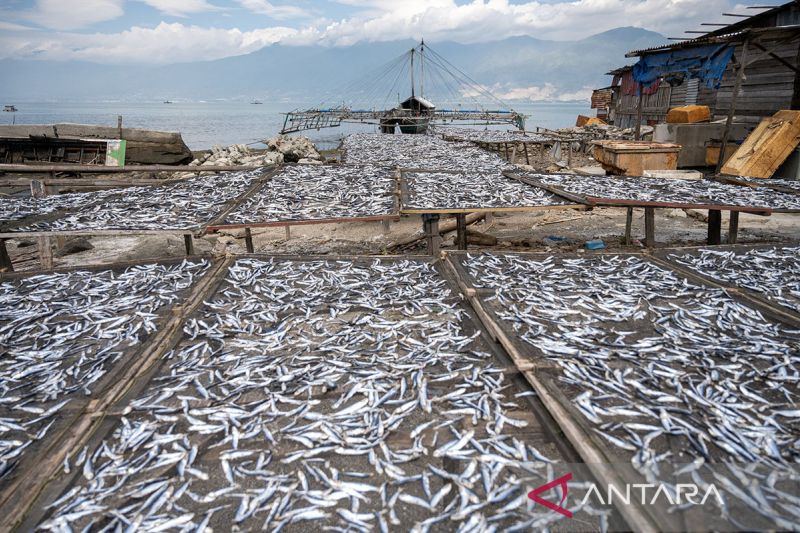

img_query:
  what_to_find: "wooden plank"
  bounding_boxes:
[721,109,800,177]
[244,228,254,253]
[0,164,260,174]
[0,228,199,238]
[624,207,634,245]
[183,234,194,255]
[644,207,655,247]
[708,210,723,245]
[728,211,740,244]
[206,214,400,232]
[455,214,467,250]
[37,236,53,269]
[0,239,12,272]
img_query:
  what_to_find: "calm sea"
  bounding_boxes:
[0,101,592,151]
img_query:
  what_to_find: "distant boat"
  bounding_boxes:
[251,100,263,104]
[163,100,173,104]
[3,105,17,112]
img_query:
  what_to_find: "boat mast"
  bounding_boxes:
[410,47,415,99]
[420,39,424,98]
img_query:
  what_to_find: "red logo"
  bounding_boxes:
[528,473,573,518]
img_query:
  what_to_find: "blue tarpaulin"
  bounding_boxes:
[632,44,735,90]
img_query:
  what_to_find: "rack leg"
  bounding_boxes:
[456,214,467,250]
[245,228,255,253]
[422,214,441,256]
[708,210,722,245]
[183,234,195,255]
[624,207,633,245]
[0,239,13,272]
[644,207,655,248]
[727,211,739,244]
[284,225,291,241]
[382,218,391,234]
[37,236,53,270]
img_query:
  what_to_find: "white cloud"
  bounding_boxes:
[0,22,299,64]
[1,0,762,63]
[237,0,311,20]
[140,0,222,17]
[22,0,124,30]
[463,83,593,102]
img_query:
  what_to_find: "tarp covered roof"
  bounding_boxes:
[631,43,735,90]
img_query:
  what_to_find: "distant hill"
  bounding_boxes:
[0,27,666,104]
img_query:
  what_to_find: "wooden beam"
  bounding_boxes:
[624,207,634,245]
[728,211,740,244]
[708,209,723,244]
[422,214,441,256]
[635,84,644,141]
[37,236,53,269]
[455,213,467,250]
[0,240,12,272]
[716,40,749,175]
[244,228,255,253]
[644,207,655,247]
[0,164,260,174]
[183,234,194,255]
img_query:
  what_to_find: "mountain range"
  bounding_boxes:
[0,27,666,104]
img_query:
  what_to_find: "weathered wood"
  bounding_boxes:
[708,210,723,245]
[245,228,255,253]
[466,228,497,246]
[37,236,53,269]
[0,164,258,174]
[721,109,800,177]
[422,214,441,256]
[718,40,748,175]
[624,207,634,245]
[644,207,655,247]
[382,218,391,234]
[183,234,194,255]
[635,83,644,141]
[0,239,12,272]
[455,214,467,250]
[388,212,485,250]
[284,225,291,241]
[30,179,47,198]
[728,211,740,244]
[523,143,530,165]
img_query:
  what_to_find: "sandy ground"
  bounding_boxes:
[6,206,798,270]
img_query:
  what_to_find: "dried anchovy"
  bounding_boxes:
[0,189,124,225]
[515,171,800,211]
[404,171,569,209]
[727,177,800,194]
[439,128,553,143]
[0,259,209,481]
[225,164,396,224]
[343,133,512,173]
[40,258,608,532]
[464,252,800,528]
[12,170,263,232]
[670,246,800,314]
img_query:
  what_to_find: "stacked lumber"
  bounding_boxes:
[721,110,800,178]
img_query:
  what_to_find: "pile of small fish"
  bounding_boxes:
[10,170,263,233]
[439,129,553,144]
[40,258,608,531]
[0,189,124,226]
[463,252,800,529]
[343,133,512,174]
[0,259,209,481]
[225,165,396,224]
[669,246,800,314]
[725,177,800,195]
[403,171,569,209]
[514,171,800,211]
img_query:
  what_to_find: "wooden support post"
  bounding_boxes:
[284,225,291,240]
[728,211,740,244]
[183,234,194,255]
[30,179,47,199]
[382,218,391,234]
[504,142,510,161]
[716,40,748,175]
[624,207,634,245]
[644,207,655,247]
[455,213,468,250]
[567,142,572,168]
[422,214,441,256]
[708,210,722,245]
[523,143,530,165]
[245,228,255,253]
[37,236,53,269]
[117,115,123,139]
[635,83,644,141]
[0,239,12,273]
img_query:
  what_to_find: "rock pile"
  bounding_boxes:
[266,135,322,163]
[189,135,322,168]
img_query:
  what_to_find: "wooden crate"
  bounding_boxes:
[666,105,711,124]
[721,110,800,178]
[592,141,681,176]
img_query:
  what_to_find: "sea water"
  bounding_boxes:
[0,100,592,151]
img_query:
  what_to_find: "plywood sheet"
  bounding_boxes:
[721,110,800,178]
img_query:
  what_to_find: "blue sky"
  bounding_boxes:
[0,0,768,64]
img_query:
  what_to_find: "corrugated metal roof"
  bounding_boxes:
[626,25,800,57]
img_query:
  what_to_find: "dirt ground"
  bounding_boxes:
[7,206,798,270]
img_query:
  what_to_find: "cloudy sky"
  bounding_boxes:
[0,0,767,64]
